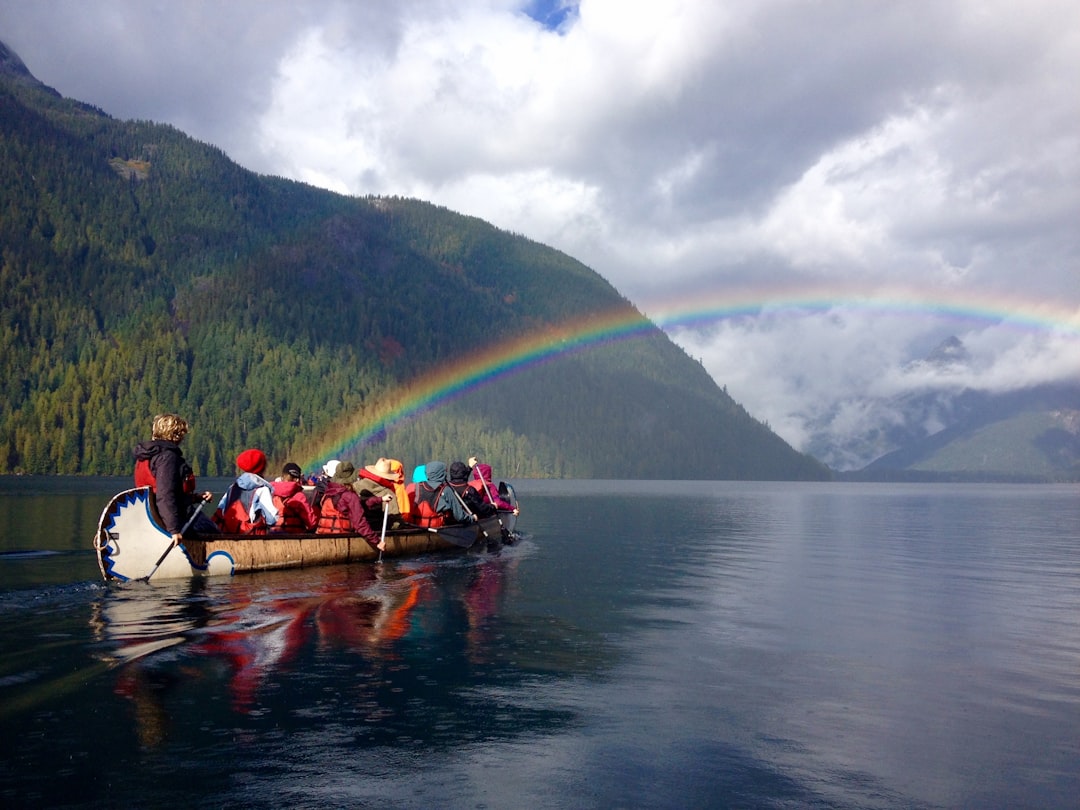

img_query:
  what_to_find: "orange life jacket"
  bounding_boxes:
[387,458,411,520]
[316,495,351,534]
[411,482,447,528]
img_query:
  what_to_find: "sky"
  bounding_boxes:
[2,0,1078,467]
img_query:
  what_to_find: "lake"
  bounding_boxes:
[1,477,1078,808]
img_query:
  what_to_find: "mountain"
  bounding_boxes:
[826,336,1080,482]
[854,382,1080,482]
[0,41,828,480]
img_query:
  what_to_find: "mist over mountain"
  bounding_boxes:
[858,382,1080,482]
[808,335,1080,481]
[0,40,827,481]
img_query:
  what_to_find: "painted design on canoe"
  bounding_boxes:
[94,487,518,582]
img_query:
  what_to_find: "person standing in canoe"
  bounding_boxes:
[133,413,216,544]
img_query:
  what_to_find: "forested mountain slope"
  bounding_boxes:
[0,41,828,480]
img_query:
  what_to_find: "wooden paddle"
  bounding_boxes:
[377,497,389,562]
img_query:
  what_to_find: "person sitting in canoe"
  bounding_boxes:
[315,461,391,547]
[469,460,519,515]
[447,460,494,518]
[133,412,217,544]
[270,462,317,532]
[355,457,410,526]
[405,463,426,506]
[411,461,474,527]
[311,459,340,512]
[383,458,412,522]
[213,449,280,533]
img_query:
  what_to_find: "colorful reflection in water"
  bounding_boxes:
[94,553,521,745]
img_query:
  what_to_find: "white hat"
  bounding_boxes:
[322,459,340,478]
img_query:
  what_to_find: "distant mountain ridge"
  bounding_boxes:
[826,336,1080,482]
[0,40,828,480]
[855,381,1080,482]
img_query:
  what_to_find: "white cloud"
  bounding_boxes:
[1,0,1077,467]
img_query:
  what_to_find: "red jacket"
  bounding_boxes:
[271,480,317,532]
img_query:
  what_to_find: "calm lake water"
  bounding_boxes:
[1,477,1078,809]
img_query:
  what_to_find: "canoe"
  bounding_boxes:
[94,485,519,582]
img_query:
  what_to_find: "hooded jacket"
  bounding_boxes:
[469,463,514,510]
[319,480,379,542]
[271,479,317,531]
[214,472,279,532]
[447,460,489,517]
[420,461,473,524]
[133,439,196,534]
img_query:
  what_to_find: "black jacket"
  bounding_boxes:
[133,439,194,533]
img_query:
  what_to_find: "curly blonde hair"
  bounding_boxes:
[151,413,189,443]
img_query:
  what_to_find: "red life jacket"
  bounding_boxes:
[134,458,196,495]
[213,489,268,534]
[316,495,351,534]
[412,482,446,528]
[272,493,308,532]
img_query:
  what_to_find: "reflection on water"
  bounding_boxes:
[93,553,529,742]
[2,480,1080,809]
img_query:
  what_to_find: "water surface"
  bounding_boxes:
[1,478,1078,808]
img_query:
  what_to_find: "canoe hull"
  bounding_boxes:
[95,487,515,582]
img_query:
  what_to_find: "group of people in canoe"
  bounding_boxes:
[132,413,518,550]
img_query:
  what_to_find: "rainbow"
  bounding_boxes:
[300,283,1079,467]
[647,283,1080,337]
[299,306,658,467]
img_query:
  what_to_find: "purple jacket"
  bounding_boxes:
[470,464,513,510]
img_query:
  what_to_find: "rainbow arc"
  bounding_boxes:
[299,284,1079,467]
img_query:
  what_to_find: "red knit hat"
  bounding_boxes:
[236,448,267,475]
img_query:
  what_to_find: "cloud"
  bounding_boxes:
[671,306,1080,468]
[1,0,1077,466]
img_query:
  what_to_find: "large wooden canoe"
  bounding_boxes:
[94,486,519,582]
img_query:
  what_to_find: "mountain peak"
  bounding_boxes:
[0,40,36,83]
[924,335,970,367]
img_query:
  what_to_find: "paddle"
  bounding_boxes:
[139,498,209,582]
[377,498,389,562]
[448,486,499,551]
[428,524,483,548]
[476,474,517,542]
